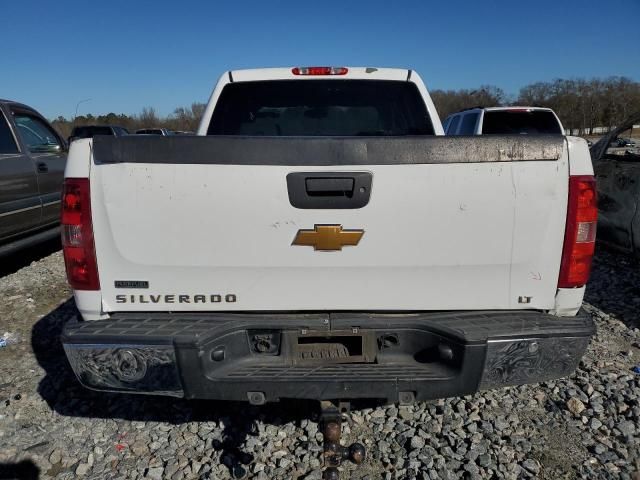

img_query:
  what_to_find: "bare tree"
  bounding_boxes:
[517,76,640,135]
[138,107,159,128]
[431,85,508,119]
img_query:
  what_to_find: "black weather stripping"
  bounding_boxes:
[92,135,564,166]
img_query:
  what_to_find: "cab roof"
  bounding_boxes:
[483,106,553,112]
[452,106,554,115]
[228,67,411,82]
[0,99,39,112]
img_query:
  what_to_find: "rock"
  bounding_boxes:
[301,471,322,480]
[399,408,415,421]
[75,463,90,476]
[465,448,480,462]
[522,459,540,474]
[131,440,149,456]
[594,443,606,455]
[410,436,425,450]
[617,420,635,436]
[147,467,164,480]
[351,414,364,425]
[49,450,62,464]
[493,417,509,431]
[566,397,586,415]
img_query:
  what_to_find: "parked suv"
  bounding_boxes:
[0,99,66,255]
[444,106,564,135]
[69,125,129,143]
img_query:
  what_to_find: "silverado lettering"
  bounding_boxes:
[115,294,237,303]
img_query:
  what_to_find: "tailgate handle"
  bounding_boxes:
[287,172,372,209]
[305,177,355,197]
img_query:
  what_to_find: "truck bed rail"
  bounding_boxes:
[92,135,565,166]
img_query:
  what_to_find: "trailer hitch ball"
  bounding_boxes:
[348,443,366,464]
[323,442,343,467]
[324,421,341,443]
[323,467,340,480]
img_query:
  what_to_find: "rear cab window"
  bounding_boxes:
[72,126,115,138]
[207,80,435,136]
[482,110,562,134]
[136,129,164,135]
[458,113,479,135]
[0,110,19,154]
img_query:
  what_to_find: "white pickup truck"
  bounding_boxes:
[61,66,596,405]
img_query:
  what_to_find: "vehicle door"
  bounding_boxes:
[0,106,41,240]
[12,109,67,226]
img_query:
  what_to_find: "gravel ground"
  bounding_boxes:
[0,247,639,479]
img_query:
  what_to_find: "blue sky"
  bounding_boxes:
[3,0,639,119]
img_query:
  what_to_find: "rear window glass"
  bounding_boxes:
[72,126,114,138]
[458,113,479,135]
[207,80,434,136]
[136,129,163,135]
[0,111,19,154]
[482,110,562,135]
[446,115,461,135]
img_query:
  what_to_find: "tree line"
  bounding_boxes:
[50,76,640,139]
[51,103,206,139]
[431,76,640,135]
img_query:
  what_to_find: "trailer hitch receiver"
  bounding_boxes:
[320,401,366,479]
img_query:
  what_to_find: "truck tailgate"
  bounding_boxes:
[90,136,568,312]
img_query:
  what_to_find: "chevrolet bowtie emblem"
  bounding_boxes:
[292,225,364,251]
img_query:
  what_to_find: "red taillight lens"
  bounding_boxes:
[292,66,348,76]
[558,175,597,288]
[61,178,100,290]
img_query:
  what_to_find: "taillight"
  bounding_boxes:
[558,175,597,288]
[61,178,100,290]
[292,66,348,76]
